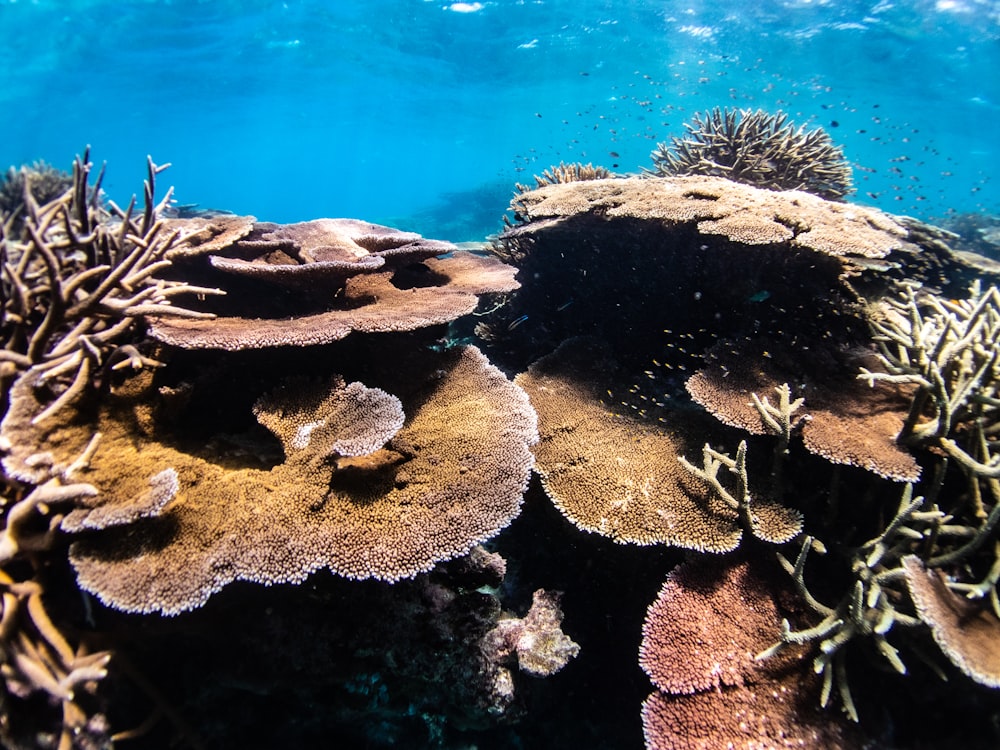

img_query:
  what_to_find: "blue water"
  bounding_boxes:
[2,0,998,241]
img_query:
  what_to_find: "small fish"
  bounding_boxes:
[556,299,575,311]
[507,314,529,330]
[747,290,771,303]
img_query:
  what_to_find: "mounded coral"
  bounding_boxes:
[648,107,854,200]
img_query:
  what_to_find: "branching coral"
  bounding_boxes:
[861,280,1000,474]
[0,161,75,233]
[677,439,803,545]
[0,432,113,749]
[513,161,613,196]
[648,107,854,201]
[0,150,219,421]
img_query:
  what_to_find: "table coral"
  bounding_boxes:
[147,217,519,350]
[686,342,922,482]
[1,345,537,615]
[903,555,1000,689]
[515,337,743,551]
[639,555,860,750]
[510,175,903,257]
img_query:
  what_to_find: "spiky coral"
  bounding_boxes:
[0,162,75,233]
[513,161,613,196]
[648,107,854,200]
[0,149,219,420]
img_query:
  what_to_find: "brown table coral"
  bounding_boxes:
[2,344,538,615]
[639,555,861,750]
[515,337,744,551]
[149,217,519,350]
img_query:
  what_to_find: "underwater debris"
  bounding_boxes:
[146,217,519,350]
[648,107,854,201]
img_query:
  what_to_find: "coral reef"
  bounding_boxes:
[0,152,548,746]
[5,134,1000,749]
[484,170,1000,745]
[146,216,519,350]
[639,555,861,749]
[647,107,854,200]
[513,161,614,196]
[0,162,75,235]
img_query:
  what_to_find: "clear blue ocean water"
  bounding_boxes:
[2,0,998,241]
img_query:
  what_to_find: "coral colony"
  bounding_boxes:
[2,108,1000,748]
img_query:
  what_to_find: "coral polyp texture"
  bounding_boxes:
[685,342,922,481]
[147,216,519,350]
[648,107,854,200]
[511,174,900,255]
[482,588,580,677]
[515,337,744,551]
[1,344,537,615]
[639,556,859,750]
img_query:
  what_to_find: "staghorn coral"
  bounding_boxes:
[513,161,614,196]
[648,107,854,200]
[756,483,963,722]
[639,555,859,750]
[482,588,580,678]
[2,344,537,614]
[861,280,1000,475]
[0,151,219,421]
[514,337,743,551]
[0,571,113,750]
[0,436,114,750]
[0,162,75,234]
[145,216,519,350]
[677,440,803,545]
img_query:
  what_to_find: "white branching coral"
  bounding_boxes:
[861,281,1000,475]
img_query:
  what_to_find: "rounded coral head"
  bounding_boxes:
[649,107,854,201]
